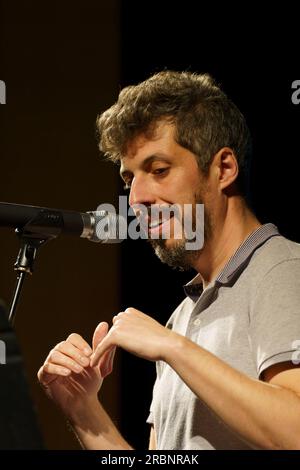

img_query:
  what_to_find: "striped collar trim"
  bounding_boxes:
[184,223,280,301]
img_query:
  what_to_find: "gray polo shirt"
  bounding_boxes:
[147,224,300,449]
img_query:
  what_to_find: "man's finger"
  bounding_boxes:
[100,346,116,377]
[90,336,112,367]
[92,322,109,351]
[66,333,93,356]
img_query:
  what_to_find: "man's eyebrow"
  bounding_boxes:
[120,154,171,180]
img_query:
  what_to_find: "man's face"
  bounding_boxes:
[120,122,212,270]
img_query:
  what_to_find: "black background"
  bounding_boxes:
[0,0,299,451]
[119,1,300,449]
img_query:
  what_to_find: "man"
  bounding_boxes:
[38,71,300,450]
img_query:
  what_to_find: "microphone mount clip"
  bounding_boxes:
[9,210,63,325]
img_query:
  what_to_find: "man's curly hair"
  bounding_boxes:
[96,70,252,198]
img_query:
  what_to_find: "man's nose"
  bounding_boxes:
[128,175,156,208]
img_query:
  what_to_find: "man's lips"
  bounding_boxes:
[147,215,174,237]
[134,205,183,238]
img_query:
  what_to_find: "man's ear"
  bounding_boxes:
[212,147,239,191]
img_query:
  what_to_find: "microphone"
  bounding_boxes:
[0,202,126,243]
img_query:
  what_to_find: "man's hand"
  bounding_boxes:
[90,307,174,368]
[37,322,116,419]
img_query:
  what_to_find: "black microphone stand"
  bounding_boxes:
[8,210,63,325]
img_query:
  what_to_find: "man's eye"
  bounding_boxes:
[153,168,169,175]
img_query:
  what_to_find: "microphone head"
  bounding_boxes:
[87,211,127,243]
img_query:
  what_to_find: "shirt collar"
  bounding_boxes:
[184,223,280,302]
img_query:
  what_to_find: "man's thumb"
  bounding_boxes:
[92,322,109,351]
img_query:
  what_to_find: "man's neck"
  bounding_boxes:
[193,202,261,289]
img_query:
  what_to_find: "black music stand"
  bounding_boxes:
[0,300,44,449]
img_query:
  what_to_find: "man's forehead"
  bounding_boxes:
[122,133,151,160]
[120,122,176,166]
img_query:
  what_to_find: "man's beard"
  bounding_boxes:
[148,193,212,271]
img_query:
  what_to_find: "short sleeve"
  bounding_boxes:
[146,411,153,425]
[249,259,300,376]
[146,361,163,426]
[146,393,155,425]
